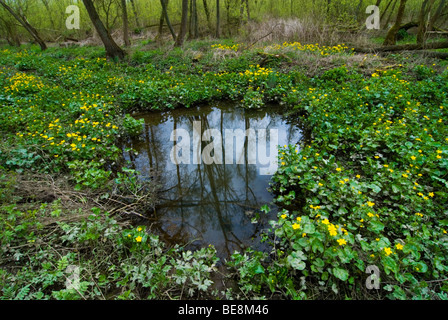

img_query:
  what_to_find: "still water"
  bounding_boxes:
[123,102,303,260]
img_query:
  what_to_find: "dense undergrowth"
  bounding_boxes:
[0,40,447,300]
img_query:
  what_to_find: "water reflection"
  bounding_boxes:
[123,103,303,260]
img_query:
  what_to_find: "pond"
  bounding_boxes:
[123,102,303,261]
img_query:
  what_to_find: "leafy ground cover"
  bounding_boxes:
[0,41,447,299]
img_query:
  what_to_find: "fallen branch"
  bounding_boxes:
[354,41,448,53]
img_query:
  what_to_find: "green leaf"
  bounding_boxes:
[303,223,315,234]
[287,250,307,270]
[368,220,384,233]
[333,267,349,281]
[369,183,382,193]
[382,256,398,274]
[253,264,265,274]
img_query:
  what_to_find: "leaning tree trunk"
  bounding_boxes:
[175,0,189,47]
[383,0,408,46]
[82,0,125,60]
[428,0,446,31]
[0,0,47,50]
[161,0,177,41]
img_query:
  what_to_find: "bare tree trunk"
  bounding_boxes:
[82,0,125,60]
[175,0,189,47]
[381,0,397,27]
[383,0,407,46]
[0,0,47,50]
[0,16,20,46]
[216,0,221,38]
[129,0,141,29]
[428,0,447,31]
[121,0,130,46]
[203,0,212,29]
[417,0,432,45]
[188,0,198,39]
[161,0,177,40]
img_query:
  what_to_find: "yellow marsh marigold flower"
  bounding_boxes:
[384,247,393,256]
[292,223,301,230]
[395,243,404,250]
[328,224,338,236]
[135,236,142,242]
[367,201,375,207]
[337,239,347,246]
[281,214,287,219]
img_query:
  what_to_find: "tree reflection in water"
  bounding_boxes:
[123,103,303,260]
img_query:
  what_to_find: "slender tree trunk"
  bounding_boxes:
[0,0,47,50]
[129,0,141,29]
[381,0,396,27]
[245,0,250,21]
[203,0,212,29]
[82,0,125,60]
[158,4,165,37]
[355,0,364,22]
[216,0,221,38]
[194,0,199,38]
[417,0,435,45]
[428,0,447,31]
[175,0,189,47]
[188,0,198,39]
[383,0,407,46]
[161,0,177,40]
[121,0,130,46]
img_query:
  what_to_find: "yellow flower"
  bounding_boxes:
[135,236,142,242]
[384,247,393,256]
[411,156,416,160]
[321,219,330,225]
[336,167,342,172]
[395,243,404,250]
[328,224,338,236]
[281,214,287,219]
[337,238,347,246]
[137,227,142,232]
[292,223,301,230]
[302,233,307,237]
[296,216,302,222]
[367,201,375,207]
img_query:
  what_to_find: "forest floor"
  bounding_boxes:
[0,38,447,300]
